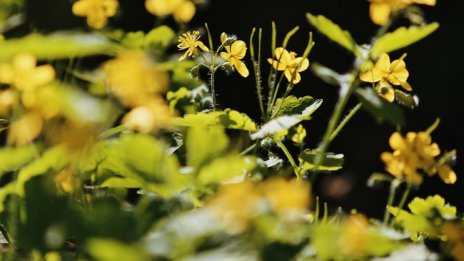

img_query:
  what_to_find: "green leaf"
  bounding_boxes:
[197,154,256,185]
[87,239,148,261]
[174,109,257,131]
[0,144,39,176]
[0,32,115,61]
[394,90,419,109]
[251,100,322,140]
[371,23,439,56]
[299,149,344,172]
[167,87,192,110]
[272,95,315,117]
[100,177,142,189]
[187,127,229,168]
[356,88,406,128]
[307,13,359,55]
[0,182,16,213]
[144,26,176,49]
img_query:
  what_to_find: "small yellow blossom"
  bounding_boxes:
[369,0,436,25]
[220,34,249,78]
[72,0,119,29]
[381,131,457,185]
[360,53,411,102]
[122,96,174,133]
[268,47,309,84]
[0,53,55,93]
[177,31,209,61]
[0,89,18,116]
[102,51,169,107]
[54,168,77,194]
[261,177,310,215]
[145,0,196,23]
[340,214,370,257]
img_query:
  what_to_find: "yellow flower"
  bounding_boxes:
[54,168,77,194]
[145,0,195,23]
[381,131,457,185]
[177,31,209,61]
[268,47,309,84]
[102,50,169,107]
[360,53,411,102]
[0,53,55,93]
[72,0,118,29]
[122,96,174,133]
[369,0,436,25]
[340,214,370,257]
[261,177,310,215]
[7,111,43,145]
[220,35,249,78]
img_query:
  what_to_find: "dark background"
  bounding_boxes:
[26,0,464,218]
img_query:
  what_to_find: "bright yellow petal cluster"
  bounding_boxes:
[0,53,56,145]
[381,131,457,185]
[369,0,436,25]
[220,33,249,78]
[145,0,195,23]
[177,31,209,61]
[72,0,119,29]
[208,178,310,234]
[360,53,411,102]
[268,47,309,84]
[102,50,173,133]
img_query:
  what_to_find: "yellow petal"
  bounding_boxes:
[370,2,391,25]
[285,70,301,84]
[173,0,195,22]
[198,41,209,51]
[220,32,228,44]
[32,65,55,87]
[412,0,436,6]
[0,64,14,84]
[123,106,156,133]
[72,0,90,16]
[293,57,309,72]
[220,51,231,61]
[360,53,390,82]
[389,132,406,150]
[8,111,43,145]
[103,0,119,16]
[230,40,247,59]
[145,0,180,16]
[388,59,409,85]
[274,47,291,65]
[376,81,395,102]
[231,58,249,78]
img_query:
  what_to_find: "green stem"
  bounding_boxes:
[267,73,285,117]
[383,181,398,225]
[210,69,216,110]
[328,102,362,142]
[276,140,301,179]
[240,142,258,156]
[396,183,411,211]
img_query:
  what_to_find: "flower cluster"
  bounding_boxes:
[72,0,119,29]
[0,53,56,145]
[101,50,173,133]
[360,52,411,102]
[145,0,196,23]
[220,32,249,78]
[381,131,457,185]
[268,47,309,84]
[369,0,436,25]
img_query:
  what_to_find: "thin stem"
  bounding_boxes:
[383,182,398,225]
[275,140,301,179]
[240,142,258,156]
[396,183,411,211]
[329,102,362,142]
[267,73,285,116]
[250,28,265,118]
[210,69,216,110]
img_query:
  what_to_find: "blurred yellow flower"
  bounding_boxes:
[220,36,249,78]
[7,111,43,145]
[268,47,309,84]
[145,0,196,23]
[261,177,310,215]
[54,168,77,194]
[177,31,209,61]
[360,53,411,102]
[122,96,174,133]
[340,214,370,257]
[102,51,169,107]
[0,89,18,116]
[0,53,55,93]
[381,131,457,185]
[369,0,436,25]
[72,0,119,29]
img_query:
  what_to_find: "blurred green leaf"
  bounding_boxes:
[272,95,315,117]
[197,154,256,185]
[0,144,39,177]
[187,127,229,168]
[356,88,406,128]
[394,90,419,109]
[307,13,359,55]
[0,32,115,61]
[299,149,344,172]
[311,63,343,86]
[144,26,175,49]
[87,239,148,261]
[251,100,322,140]
[371,23,439,57]
[174,109,257,131]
